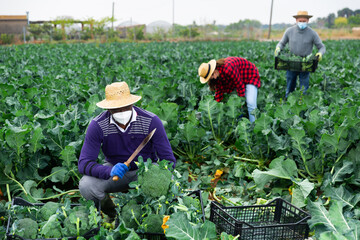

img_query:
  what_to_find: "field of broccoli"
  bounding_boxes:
[0,40,359,239]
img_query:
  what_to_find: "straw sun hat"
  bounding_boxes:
[198,59,216,84]
[293,11,313,19]
[96,82,141,109]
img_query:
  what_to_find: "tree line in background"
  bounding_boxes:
[313,7,360,28]
[1,7,360,45]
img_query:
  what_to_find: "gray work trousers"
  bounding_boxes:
[78,162,138,202]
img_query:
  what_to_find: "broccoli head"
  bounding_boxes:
[138,164,172,198]
[141,214,163,234]
[12,218,38,239]
[39,201,60,220]
[121,199,141,229]
[63,210,90,236]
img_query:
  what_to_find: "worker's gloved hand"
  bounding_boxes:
[315,52,322,61]
[274,47,281,57]
[110,163,129,179]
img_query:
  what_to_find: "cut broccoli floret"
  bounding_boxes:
[39,201,60,220]
[121,199,141,229]
[138,164,172,198]
[63,210,90,236]
[141,214,163,234]
[12,218,38,239]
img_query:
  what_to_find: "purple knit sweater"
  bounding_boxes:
[78,106,176,179]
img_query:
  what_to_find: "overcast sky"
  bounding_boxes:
[1,0,360,26]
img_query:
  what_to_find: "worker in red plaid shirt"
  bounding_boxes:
[198,57,261,122]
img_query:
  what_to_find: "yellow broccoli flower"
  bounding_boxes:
[162,215,170,233]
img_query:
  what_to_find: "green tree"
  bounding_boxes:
[348,15,360,26]
[28,24,43,40]
[127,25,145,40]
[326,13,336,28]
[337,8,354,18]
[334,17,348,28]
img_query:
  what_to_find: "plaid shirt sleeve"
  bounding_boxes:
[215,57,261,101]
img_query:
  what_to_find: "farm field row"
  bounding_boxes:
[0,40,359,239]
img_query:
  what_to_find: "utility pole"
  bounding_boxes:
[24,11,29,43]
[267,0,274,39]
[172,0,175,37]
[112,2,114,30]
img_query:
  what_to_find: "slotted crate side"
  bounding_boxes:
[278,199,310,224]
[210,198,310,240]
[275,57,318,72]
[241,224,309,240]
[210,205,240,236]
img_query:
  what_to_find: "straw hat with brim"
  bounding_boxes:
[198,59,216,84]
[96,82,142,109]
[293,11,313,19]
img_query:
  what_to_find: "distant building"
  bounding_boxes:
[116,21,146,38]
[0,15,28,34]
[147,21,172,34]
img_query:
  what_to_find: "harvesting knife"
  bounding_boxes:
[112,128,156,181]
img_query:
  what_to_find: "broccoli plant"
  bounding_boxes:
[8,198,100,239]
[113,158,205,236]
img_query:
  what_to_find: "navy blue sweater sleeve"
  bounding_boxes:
[78,120,112,179]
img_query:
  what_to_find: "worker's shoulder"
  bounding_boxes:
[285,25,297,33]
[92,110,110,122]
[134,106,157,119]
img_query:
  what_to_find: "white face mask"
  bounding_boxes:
[112,110,132,125]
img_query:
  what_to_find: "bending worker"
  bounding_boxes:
[198,57,261,123]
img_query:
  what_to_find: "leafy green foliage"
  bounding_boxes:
[63,209,91,236]
[121,199,142,229]
[307,200,360,239]
[40,214,62,238]
[9,198,99,239]
[39,201,60,220]
[1,40,360,239]
[165,212,217,240]
[141,214,163,233]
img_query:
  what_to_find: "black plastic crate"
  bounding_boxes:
[6,197,100,240]
[136,190,205,240]
[210,198,310,240]
[275,56,318,72]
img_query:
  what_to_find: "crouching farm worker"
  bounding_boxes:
[78,82,176,221]
[274,10,325,98]
[198,57,261,123]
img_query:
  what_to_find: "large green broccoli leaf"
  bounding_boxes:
[40,214,62,238]
[165,212,217,240]
[307,200,360,239]
[252,156,298,189]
